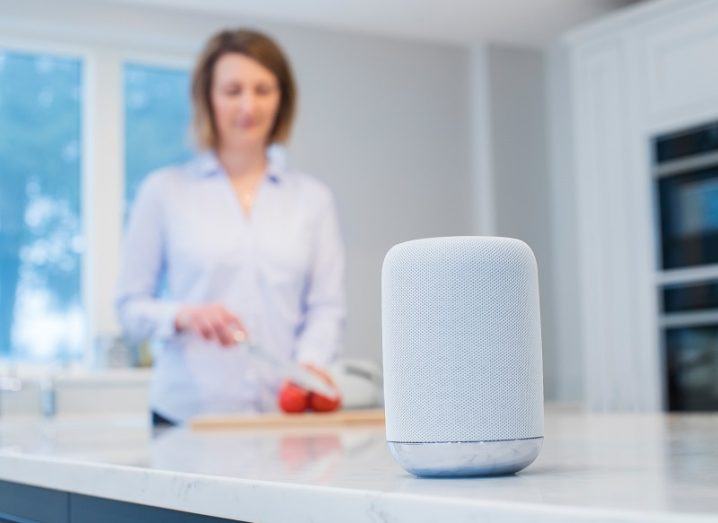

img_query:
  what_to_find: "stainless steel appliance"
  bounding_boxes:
[655,121,718,411]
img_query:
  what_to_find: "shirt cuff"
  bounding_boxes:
[155,301,183,342]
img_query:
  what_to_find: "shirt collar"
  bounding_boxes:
[193,145,287,184]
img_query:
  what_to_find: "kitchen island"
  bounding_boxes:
[0,407,716,522]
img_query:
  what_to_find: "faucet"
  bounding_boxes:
[40,374,57,418]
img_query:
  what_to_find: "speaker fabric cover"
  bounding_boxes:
[382,236,544,444]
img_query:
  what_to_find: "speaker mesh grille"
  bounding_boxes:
[382,237,544,442]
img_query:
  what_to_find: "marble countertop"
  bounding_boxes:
[0,408,717,522]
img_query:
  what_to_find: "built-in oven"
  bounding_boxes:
[655,121,718,411]
[656,122,718,270]
[660,282,718,411]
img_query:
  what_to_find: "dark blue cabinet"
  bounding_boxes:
[0,481,247,523]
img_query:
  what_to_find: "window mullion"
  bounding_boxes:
[82,49,124,366]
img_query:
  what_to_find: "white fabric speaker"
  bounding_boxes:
[381,236,544,477]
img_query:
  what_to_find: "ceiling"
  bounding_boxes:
[102,0,644,47]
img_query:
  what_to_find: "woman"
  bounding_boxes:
[116,29,345,426]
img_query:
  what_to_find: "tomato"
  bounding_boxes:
[278,381,309,413]
[277,367,343,414]
[309,391,342,412]
[302,365,342,412]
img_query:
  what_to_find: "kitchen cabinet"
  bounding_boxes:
[0,481,240,523]
[551,0,718,411]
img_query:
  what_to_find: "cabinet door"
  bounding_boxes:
[0,480,69,523]
[69,493,246,523]
[569,32,662,411]
[0,480,247,523]
[639,1,718,122]
[573,38,646,410]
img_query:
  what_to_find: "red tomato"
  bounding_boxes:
[278,382,309,413]
[309,391,342,412]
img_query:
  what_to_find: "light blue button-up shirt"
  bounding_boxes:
[116,150,345,423]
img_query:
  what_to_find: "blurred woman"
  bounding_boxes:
[116,29,345,425]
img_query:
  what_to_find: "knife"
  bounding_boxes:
[232,331,339,400]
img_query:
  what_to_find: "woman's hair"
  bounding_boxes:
[191,29,297,150]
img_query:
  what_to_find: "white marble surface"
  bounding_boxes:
[0,408,717,522]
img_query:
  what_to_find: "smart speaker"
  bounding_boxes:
[381,236,544,477]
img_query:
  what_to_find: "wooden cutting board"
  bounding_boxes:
[190,408,385,431]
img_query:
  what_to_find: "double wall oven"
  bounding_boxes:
[655,121,718,411]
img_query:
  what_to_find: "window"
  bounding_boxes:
[0,49,84,362]
[0,49,194,365]
[124,62,193,211]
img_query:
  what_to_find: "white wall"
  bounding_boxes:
[546,43,584,403]
[485,46,564,401]
[0,0,476,365]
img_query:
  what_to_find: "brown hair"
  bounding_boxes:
[191,29,297,150]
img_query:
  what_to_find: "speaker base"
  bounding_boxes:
[388,437,543,477]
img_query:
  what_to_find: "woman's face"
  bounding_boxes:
[211,52,281,150]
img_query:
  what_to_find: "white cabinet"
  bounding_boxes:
[552,0,718,410]
[636,1,718,125]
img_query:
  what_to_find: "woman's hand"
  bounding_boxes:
[304,365,342,412]
[174,304,248,347]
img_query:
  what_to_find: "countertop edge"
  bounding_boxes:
[0,453,714,523]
